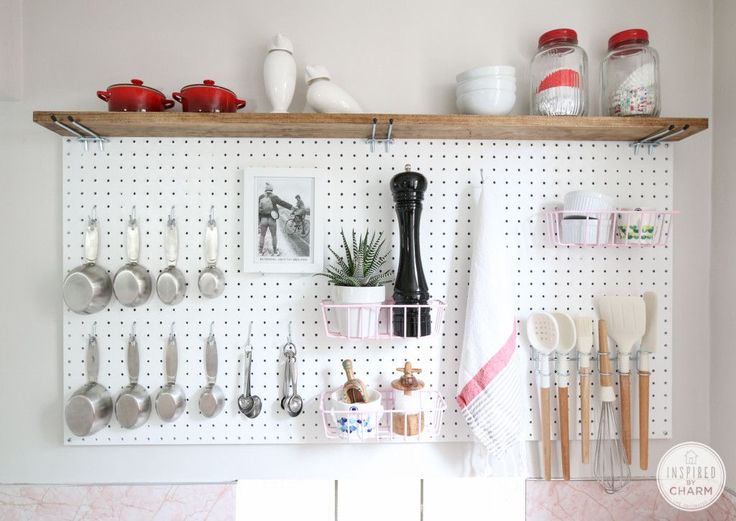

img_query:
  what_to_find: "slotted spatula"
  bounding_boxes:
[597,295,646,465]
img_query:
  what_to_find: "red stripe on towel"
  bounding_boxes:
[456,325,517,409]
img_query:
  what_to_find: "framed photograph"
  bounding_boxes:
[243,167,324,273]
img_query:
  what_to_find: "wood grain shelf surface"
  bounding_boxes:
[33,111,708,142]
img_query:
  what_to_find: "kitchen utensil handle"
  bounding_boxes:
[84,220,100,264]
[205,334,218,384]
[165,333,178,384]
[342,359,355,381]
[244,351,253,397]
[639,371,650,470]
[540,386,551,481]
[282,355,291,400]
[165,219,178,266]
[598,320,612,388]
[620,372,632,464]
[289,356,298,395]
[205,221,218,266]
[559,386,570,480]
[86,332,99,384]
[127,334,139,384]
[127,220,140,263]
[580,370,590,464]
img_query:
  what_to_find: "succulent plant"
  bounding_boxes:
[318,229,393,287]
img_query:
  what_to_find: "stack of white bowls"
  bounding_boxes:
[456,66,516,116]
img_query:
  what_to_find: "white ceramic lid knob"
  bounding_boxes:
[269,33,294,53]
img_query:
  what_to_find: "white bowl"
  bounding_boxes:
[563,190,615,214]
[456,89,515,116]
[456,65,516,83]
[329,389,383,439]
[456,78,516,96]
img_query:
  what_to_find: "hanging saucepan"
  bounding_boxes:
[114,323,151,429]
[114,208,153,307]
[65,324,113,437]
[172,79,246,113]
[62,208,112,314]
[97,79,174,112]
[156,207,187,306]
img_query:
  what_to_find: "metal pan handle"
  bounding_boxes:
[205,208,218,267]
[86,325,99,384]
[165,211,179,267]
[205,325,218,385]
[127,324,139,385]
[165,325,178,385]
[84,218,100,264]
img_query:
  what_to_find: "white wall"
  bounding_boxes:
[0,0,713,483]
[710,0,735,491]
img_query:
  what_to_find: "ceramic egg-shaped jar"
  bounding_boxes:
[263,34,296,113]
[305,65,363,113]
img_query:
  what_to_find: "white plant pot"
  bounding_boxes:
[263,34,296,113]
[334,285,386,339]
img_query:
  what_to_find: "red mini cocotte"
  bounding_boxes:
[172,80,246,113]
[97,79,174,112]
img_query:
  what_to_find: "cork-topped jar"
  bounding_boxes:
[391,362,425,436]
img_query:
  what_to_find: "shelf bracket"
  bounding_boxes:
[630,124,689,155]
[50,114,109,151]
[366,117,394,153]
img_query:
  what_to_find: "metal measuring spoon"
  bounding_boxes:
[238,350,262,419]
[285,356,303,417]
[199,323,225,418]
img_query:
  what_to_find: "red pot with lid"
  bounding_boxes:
[97,79,174,112]
[172,80,246,113]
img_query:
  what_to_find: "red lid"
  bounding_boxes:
[538,28,578,48]
[608,29,649,50]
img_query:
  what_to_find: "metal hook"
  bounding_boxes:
[384,118,394,153]
[209,321,215,338]
[168,206,175,226]
[68,116,106,152]
[130,321,136,339]
[90,321,97,337]
[244,321,253,348]
[89,205,98,225]
[169,321,176,338]
[480,168,485,183]
[287,321,293,343]
[208,205,215,225]
[129,206,137,225]
[367,117,378,153]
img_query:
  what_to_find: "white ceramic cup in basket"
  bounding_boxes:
[329,389,383,439]
[561,217,613,245]
[616,208,658,244]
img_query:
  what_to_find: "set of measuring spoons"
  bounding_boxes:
[278,323,304,418]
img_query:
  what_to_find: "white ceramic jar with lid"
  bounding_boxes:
[305,65,363,113]
[530,28,588,116]
[601,29,660,116]
[263,34,296,113]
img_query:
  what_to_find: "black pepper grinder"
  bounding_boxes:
[391,164,431,337]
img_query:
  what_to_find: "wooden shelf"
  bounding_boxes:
[33,111,708,142]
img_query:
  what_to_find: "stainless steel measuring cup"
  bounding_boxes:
[199,323,225,418]
[156,207,186,305]
[65,324,113,436]
[114,323,151,429]
[62,208,112,314]
[155,324,186,422]
[198,207,225,298]
[114,207,153,307]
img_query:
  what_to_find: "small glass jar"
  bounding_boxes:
[530,28,588,116]
[601,29,660,116]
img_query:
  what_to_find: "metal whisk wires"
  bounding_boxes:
[594,319,631,493]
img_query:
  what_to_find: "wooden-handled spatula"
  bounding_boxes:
[574,316,594,464]
[639,292,657,470]
[342,359,367,403]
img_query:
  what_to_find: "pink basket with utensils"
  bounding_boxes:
[320,299,446,340]
[319,389,446,442]
[547,209,678,247]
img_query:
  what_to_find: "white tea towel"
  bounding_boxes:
[457,180,525,475]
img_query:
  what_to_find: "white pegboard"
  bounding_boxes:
[62,137,673,445]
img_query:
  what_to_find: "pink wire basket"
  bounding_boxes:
[547,209,678,248]
[320,299,446,340]
[319,389,446,442]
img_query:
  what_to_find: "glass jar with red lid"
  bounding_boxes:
[530,28,588,116]
[601,29,660,116]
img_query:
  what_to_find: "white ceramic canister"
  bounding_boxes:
[263,34,296,113]
[305,65,363,113]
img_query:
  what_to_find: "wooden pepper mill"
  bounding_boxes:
[391,361,425,436]
[391,164,431,337]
